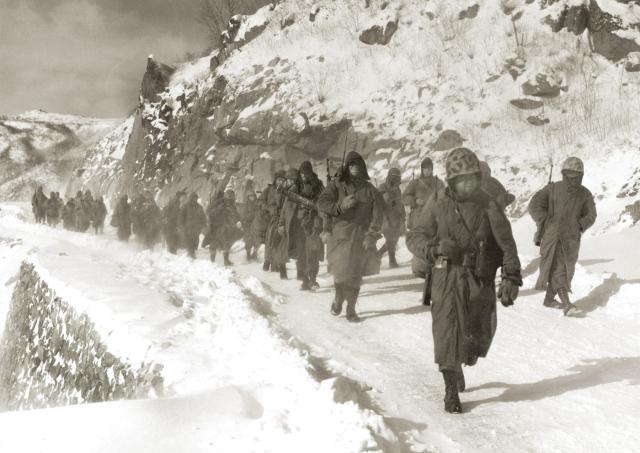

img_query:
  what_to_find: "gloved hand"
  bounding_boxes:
[277,226,285,236]
[320,231,331,244]
[497,278,519,307]
[339,195,357,212]
[363,234,378,250]
[433,238,461,262]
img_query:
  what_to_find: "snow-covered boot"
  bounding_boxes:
[262,260,270,272]
[543,286,562,309]
[300,277,311,291]
[280,265,288,280]
[223,251,233,267]
[557,287,576,316]
[309,273,319,291]
[331,284,345,316]
[442,371,462,414]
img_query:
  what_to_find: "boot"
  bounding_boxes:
[457,369,466,393]
[557,287,576,316]
[223,251,233,267]
[442,370,462,414]
[388,250,399,269]
[331,284,345,316]
[543,286,562,309]
[246,249,251,262]
[262,260,270,272]
[345,286,360,322]
[280,265,288,280]
[300,277,311,291]
[309,273,320,291]
[377,243,388,258]
[210,248,217,263]
[296,267,304,281]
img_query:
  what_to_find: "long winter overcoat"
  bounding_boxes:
[207,199,241,251]
[111,198,132,241]
[378,180,406,239]
[317,152,383,287]
[529,180,597,291]
[406,190,521,371]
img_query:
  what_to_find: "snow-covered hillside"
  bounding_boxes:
[0,110,119,200]
[78,0,640,231]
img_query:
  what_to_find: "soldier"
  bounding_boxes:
[529,157,597,315]
[207,188,242,266]
[180,192,207,259]
[406,147,522,414]
[297,161,325,290]
[163,191,185,254]
[261,170,286,273]
[130,193,146,240]
[75,190,91,232]
[45,191,63,227]
[111,194,132,242]
[31,186,48,224]
[317,151,383,322]
[92,195,108,234]
[138,191,163,249]
[62,197,77,230]
[377,167,406,268]
[402,157,445,229]
[241,191,260,261]
[480,161,516,211]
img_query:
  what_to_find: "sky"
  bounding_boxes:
[0,0,210,119]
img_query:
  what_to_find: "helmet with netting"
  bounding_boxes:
[445,147,481,180]
[562,157,584,174]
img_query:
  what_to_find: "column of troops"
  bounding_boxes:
[31,148,596,414]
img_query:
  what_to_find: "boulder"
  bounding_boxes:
[281,13,295,29]
[140,56,176,103]
[309,6,320,22]
[510,98,544,110]
[625,52,640,72]
[527,115,550,126]
[459,4,480,20]
[587,0,640,61]
[432,129,464,151]
[522,72,563,98]
[565,4,589,35]
[359,12,398,45]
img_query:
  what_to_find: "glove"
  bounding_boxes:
[277,226,285,236]
[339,195,357,212]
[320,231,331,244]
[432,238,461,262]
[363,234,378,250]
[497,278,519,307]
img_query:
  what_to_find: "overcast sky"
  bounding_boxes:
[0,0,210,119]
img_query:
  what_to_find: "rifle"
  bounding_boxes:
[277,185,317,212]
[534,160,554,246]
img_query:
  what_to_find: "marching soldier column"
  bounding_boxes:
[29,148,597,414]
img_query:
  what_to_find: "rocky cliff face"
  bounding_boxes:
[0,111,118,201]
[80,0,640,230]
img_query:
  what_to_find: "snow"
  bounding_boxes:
[0,203,397,453]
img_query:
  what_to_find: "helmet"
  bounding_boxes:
[445,147,481,180]
[421,157,433,169]
[388,167,401,178]
[562,157,584,174]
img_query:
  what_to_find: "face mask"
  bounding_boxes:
[453,175,480,200]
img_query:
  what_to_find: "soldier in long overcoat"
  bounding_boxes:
[317,151,384,321]
[111,194,132,241]
[406,147,522,414]
[298,161,325,289]
[62,198,76,230]
[138,192,163,249]
[45,192,63,227]
[402,157,445,229]
[180,192,207,259]
[480,161,516,211]
[92,196,108,234]
[528,157,597,314]
[241,191,260,262]
[261,170,286,274]
[163,191,185,254]
[31,186,48,224]
[377,167,406,268]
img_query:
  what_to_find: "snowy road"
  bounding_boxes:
[233,221,640,453]
[1,203,640,453]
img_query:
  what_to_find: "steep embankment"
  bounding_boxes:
[0,111,119,200]
[80,0,640,230]
[0,204,401,452]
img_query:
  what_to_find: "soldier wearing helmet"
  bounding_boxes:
[377,167,406,268]
[406,147,522,414]
[528,156,596,315]
[479,161,516,211]
[205,168,241,266]
[402,157,445,229]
